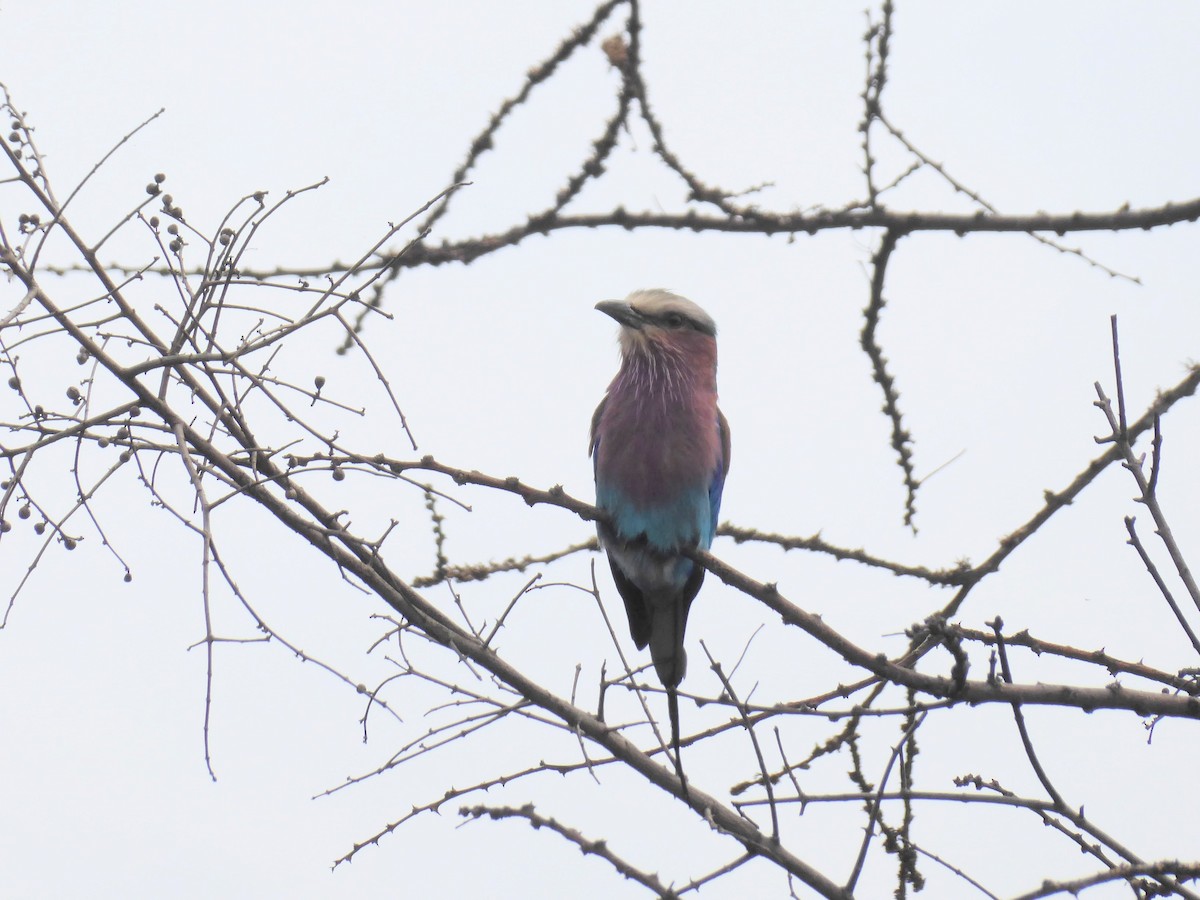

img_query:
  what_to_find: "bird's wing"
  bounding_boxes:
[708,407,732,538]
[591,393,652,645]
[607,555,651,650]
[589,395,607,469]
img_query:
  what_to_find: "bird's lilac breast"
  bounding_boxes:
[594,384,722,553]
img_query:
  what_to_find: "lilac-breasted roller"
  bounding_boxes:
[590,289,730,792]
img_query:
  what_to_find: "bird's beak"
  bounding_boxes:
[595,300,644,330]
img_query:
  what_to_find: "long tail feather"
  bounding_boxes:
[649,591,688,688]
[668,684,689,801]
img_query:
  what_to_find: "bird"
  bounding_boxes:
[589,289,730,797]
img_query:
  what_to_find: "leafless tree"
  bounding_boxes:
[3,3,1199,897]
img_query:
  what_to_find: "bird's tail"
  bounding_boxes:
[650,595,690,800]
[667,684,689,801]
[648,593,687,689]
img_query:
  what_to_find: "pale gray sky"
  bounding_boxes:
[2,3,1199,898]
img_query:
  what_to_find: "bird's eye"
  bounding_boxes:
[664,312,685,328]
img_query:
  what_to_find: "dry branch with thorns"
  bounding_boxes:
[3,3,1200,898]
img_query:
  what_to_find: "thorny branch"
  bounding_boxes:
[460,804,683,899]
[5,2,1200,898]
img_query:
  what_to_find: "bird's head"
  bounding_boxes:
[595,289,717,361]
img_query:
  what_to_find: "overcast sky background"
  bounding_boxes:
[3,3,1200,898]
